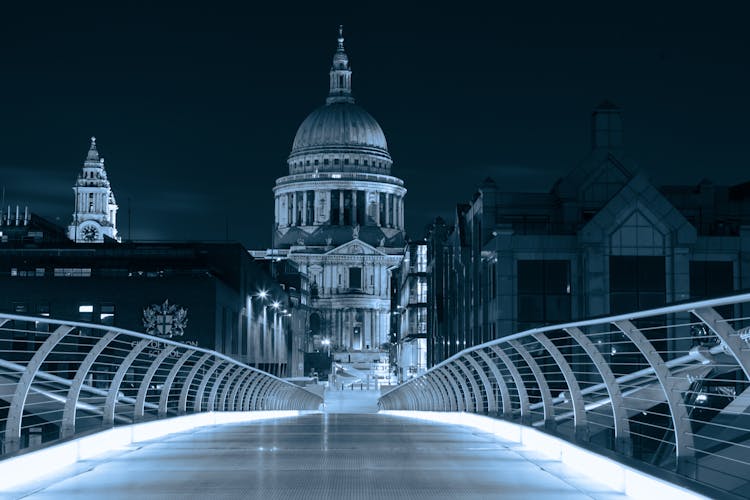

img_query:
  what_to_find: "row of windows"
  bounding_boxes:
[11,302,115,324]
[513,258,734,332]
[8,268,208,278]
[291,157,387,168]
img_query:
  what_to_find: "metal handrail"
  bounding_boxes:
[0,313,323,456]
[379,293,750,498]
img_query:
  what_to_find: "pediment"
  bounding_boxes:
[580,174,696,246]
[324,238,386,256]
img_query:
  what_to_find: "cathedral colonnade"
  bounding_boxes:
[274,181,405,229]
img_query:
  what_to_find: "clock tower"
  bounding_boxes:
[67,137,120,243]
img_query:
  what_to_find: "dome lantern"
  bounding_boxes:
[327,25,354,105]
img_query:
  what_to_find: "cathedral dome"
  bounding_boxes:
[286,27,392,175]
[291,102,389,156]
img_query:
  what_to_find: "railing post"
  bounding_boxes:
[178,353,213,414]
[194,359,226,413]
[425,376,446,410]
[455,358,483,413]
[613,320,695,474]
[103,338,151,426]
[532,332,588,441]
[219,368,250,411]
[62,331,119,438]
[476,349,512,418]
[489,345,530,423]
[692,307,750,380]
[5,325,74,453]
[208,364,236,411]
[564,327,631,455]
[508,339,555,430]
[436,367,462,411]
[239,372,262,410]
[158,350,197,417]
[134,345,177,421]
[464,354,497,414]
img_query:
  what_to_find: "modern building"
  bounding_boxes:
[67,137,120,243]
[427,101,750,365]
[256,27,405,384]
[0,239,298,376]
[391,240,428,382]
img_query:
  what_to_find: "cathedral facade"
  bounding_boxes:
[266,28,405,362]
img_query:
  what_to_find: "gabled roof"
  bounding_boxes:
[580,173,697,246]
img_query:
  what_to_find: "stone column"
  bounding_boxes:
[352,190,358,226]
[392,194,398,227]
[339,191,344,225]
[292,192,298,226]
[301,192,307,225]
[386,194,392,227]
[374,192,380,226]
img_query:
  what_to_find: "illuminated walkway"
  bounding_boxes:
[9,413,627,500]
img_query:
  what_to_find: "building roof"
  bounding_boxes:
[291,102,389,157]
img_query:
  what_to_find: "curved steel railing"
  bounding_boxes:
[0,313,322,456]
[379,293,750,498]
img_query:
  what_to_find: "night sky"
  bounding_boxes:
[1,4,748,248]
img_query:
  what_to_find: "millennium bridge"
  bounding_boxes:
[2,294,750,499]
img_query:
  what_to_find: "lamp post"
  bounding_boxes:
[251,290,269,364]
[321,338,332,387]
[271,301,281,376]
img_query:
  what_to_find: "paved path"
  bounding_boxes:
[8,413,627,500]
[323,387,380,413]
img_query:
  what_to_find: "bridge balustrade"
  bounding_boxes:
[0,313,322,456]
[379,293,750,498]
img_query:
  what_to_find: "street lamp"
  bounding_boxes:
[321,338,333,387]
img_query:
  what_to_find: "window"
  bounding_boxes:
[416,245,427,273]
[339,75,344,87]
[349,267,362,289]
[517,260,571,331]
[100,304,115,325]
[609,256,666,372]
[79,304,93,322]
[610,256,665,314]
[690,261,733,318]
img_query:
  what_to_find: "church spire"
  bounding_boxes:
[86,136,100,162]
[327,25,354,105]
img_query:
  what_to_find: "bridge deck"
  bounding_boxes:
[8,412,627,500]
